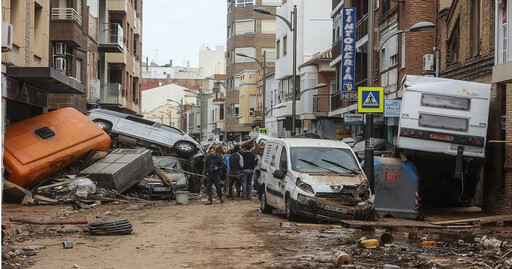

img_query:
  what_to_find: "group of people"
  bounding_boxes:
[203,143,263,205]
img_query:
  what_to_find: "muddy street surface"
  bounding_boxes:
[3,198,512,269]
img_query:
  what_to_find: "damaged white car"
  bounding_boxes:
[259,138,375,221]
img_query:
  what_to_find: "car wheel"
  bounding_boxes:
[93,120,112,134]
[174,141,198,157]
[260,191,274,214]
[285,196,297,221]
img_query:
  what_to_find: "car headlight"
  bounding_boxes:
[296,177,314,194]
[297,193,314,204]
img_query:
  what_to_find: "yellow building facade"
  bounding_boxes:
[238,70,258,126]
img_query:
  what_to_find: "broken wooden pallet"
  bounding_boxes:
[430,214,512,228]
[340,219,446,230]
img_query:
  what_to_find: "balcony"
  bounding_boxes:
[100,83,123,105]
[133,57,140,77]
[356,14,368,42]
[332,38,342,61]
[106,49,127,64]
[99,23,124,53]
[108,0,128,13]
[51,8,82,26]
[88,14,98,41]
[50,8,86,47]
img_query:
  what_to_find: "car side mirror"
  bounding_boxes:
[273,169,286,180]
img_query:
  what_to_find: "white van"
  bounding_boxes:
[258,138,375,221]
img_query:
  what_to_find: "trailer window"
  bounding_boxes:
[421,94,470,111]
[419,114,468,131]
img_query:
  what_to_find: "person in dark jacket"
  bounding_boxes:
[204,147,225,205]
[241,144,256,199]
[228,145,244,199]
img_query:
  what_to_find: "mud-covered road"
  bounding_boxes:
[3,198,512,268]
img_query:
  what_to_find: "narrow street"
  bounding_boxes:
[3,197,512,269]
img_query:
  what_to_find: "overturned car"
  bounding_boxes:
[258,138,374,221]
[88,109,204,192]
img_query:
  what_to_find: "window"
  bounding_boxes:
[227,25,231,39]
[447,20,460,65]
[261,20,276,34]
[220,104,224,120]
[236,0,254,7]
[196,113,201,128]
[380,24,398,70]
[234,104,240,116]
[262,48,276,62]
[262,0,282,6]
[283,35,288,56]
[470,0,480,57]
[419,114,468,131]
[382,0,390,13]
[279,147,287,171]
[233,75,241,90]
[276,40,281,59]
[249,95,256,115]
[401,33,406,68]
[234,19,255,35]
[234,47,256,63]
[421,94,470,110]
[76,59,82,82]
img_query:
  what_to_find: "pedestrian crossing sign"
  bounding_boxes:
[259,128,269,135]
[358,87,384,113]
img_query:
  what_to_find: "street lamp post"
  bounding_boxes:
[159,111,173,126]
[255,5,298,136]
[184,88,204,142]
[167,98,184,130]
[236,51,266,127]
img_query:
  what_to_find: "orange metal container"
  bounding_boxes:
[4,107,111,189]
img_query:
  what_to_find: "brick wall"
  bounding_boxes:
[397,0,437,83]
[47,93,87,113]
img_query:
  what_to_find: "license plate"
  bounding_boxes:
[322,204,348,214]
[430,133,453,141]
[152,186,172,192]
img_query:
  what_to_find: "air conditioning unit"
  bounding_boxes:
[54,42,66,55]
[422,54,435,73]
[2,22,13,52]
[55,57,66,71]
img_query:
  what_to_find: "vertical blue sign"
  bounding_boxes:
[340,8,356,101]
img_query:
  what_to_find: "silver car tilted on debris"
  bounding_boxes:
[88,109,202,158]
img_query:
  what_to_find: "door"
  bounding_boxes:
[264,143,281,206]
[149,123,185,148]
[267,144,287,209]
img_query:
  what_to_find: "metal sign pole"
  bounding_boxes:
[366,0,375,193]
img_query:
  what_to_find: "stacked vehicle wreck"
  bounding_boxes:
[3,107,205,206]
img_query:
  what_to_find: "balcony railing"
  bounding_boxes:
[332,38,342,60]
[99,23,124,52]
[100,83,123,104]
[313,94,331,113]
[356,14,368,42]
[51,8,82,26]
[88,14,98,41]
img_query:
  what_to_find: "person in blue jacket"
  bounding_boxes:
[204,147,225,205]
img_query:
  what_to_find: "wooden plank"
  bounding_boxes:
[430,218,479,225]
[154,166,174,190]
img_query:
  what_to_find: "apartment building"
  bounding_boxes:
[102,0,143,115]
[486,0,511,214]
[2,0,85,124]
[329,0,436,142]
[225,0,282,141]
[273,0,332,137]
[238,70,258,127]
[206,74,227,141]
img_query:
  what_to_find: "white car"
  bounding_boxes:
[88,109,202,158]
[258,138,374,221]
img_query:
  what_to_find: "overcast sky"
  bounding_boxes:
[142,0,227,67]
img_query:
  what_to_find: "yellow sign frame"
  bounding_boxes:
[358,87,384,113]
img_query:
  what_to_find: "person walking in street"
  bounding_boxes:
[252,144,265,192]
[228,145,244,199]
[241,144,256,199]
[204,147,225,205]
